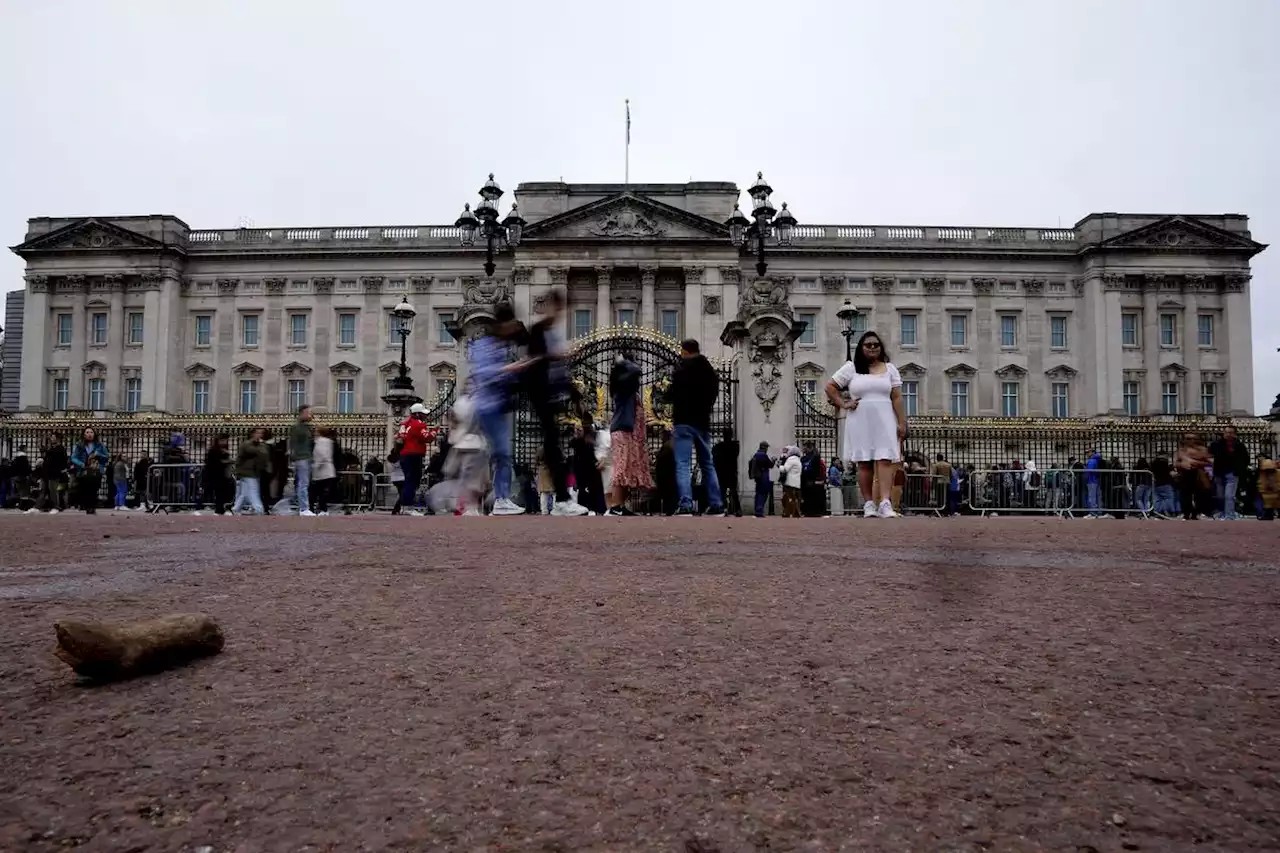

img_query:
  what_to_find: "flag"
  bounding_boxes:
[626,99,631,144]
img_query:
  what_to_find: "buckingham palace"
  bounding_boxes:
[1,174,1270,467]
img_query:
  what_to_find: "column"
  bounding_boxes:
[68,281,88,409]
[1024,286,1046,415]
[1100,286,1124,414]
[312,280,333,409]
[1142,284,1160,414]
[973,284,995,414]
[1181,289,1200,414]
[19,278,49,410]
[108,290,125,409]
[683,265,703,345]
[702,265,722,356]
[594,265,611,330]
[640,265,657,329]
[512,266,533,326]
[717,266,740,361]
[265,280,287,411]
[924,283,945,414]
[549,266,569,340]
[1222,274,1253,415]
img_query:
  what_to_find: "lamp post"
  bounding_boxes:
[726,172,797,278]
[455,173,526,278]
[381,298,421,416]
[837,299,860,363]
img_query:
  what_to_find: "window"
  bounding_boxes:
[660,309,679,340]
[902,380,919,416]
[1159,313,1177,347]
[1123,381,1140,416]
[1197,314,1214,347]
[123,377,142,412]
[91,313,108,345]
[53,378,69,410]
[1051,382,1069,418]
[848,313,868,337]
[617,308,636,327]
[1121,313,1139,348]
[128,312,144,345]
[289,313,308,347]
[239,379,259,414]
[949,314,967,347]
[950,381,970,416]
[88,378,106,410]
[1000,315,1018,348]
[1001,381,1020,417]
[195,315,212,347]
[1161,381,1179,415]
[572,309,592,340]
[798,379,818,397]
[1050,316,1068,349]
[56,313,73,346]
[337,379,356,414]
[192,380,210,414]
[797,311,817,345]
[242,314,260,348]
[287,379,307,410]
[1200,381,1217,415]
[899,314,918,347]
[384,377,395,397]
[388,313,407,346]
[338,313,357,346]
[437,312,455,345]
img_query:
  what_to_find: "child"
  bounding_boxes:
[440,393,490,516]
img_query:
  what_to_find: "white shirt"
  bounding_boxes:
[781,455,802,489]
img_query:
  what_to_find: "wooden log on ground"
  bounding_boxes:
[53,613,224,681]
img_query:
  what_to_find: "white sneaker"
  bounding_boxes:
[299,510,316,517]
[49,508,59,515]
[25,507,37,514]
[863,501,877,518]
[551,500,590,517]
[317,511,329,517]
[491,498,524,516]
[877,500,897,519]
[191,511,203,517]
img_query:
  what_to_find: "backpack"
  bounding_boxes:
[387,437,404,464]
[1029,470,1042,488]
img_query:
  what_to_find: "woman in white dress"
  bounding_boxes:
[824,330,908,518]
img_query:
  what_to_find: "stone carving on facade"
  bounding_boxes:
[702,294,721,316]
[26,275,49,293]
[264,277,287,295]
[898,362,927,379]
[871,275,895,294]
[185,363,216,379]
[216,278,238,294]
[361,276,384,293]
[719,266,742,286]
[1160,363,1188,380]
[532,292,550,314]
[922,277,945,295]
[820,275,845,294]
[971,278,995,295]
[82,360,107,379]
[511,266,533,286]
[1021,278,1046,296]
[462,278,512,312]
[681,265,704,286]
[748,329,786,422]
[994,364,1029,379]
[1045,364,1078,380]
[738,277,791,321]
[94,274,122,291]
[638,265,658,289]
[549,267,569,287]
[60,275,86,293]
[1223,273,1250,293]
[944,363,977,378]
[407,276,430,294]
[1072,278,1084,296]
[1182,273,1206,291]
[330,361,361,378]
[280,362,312,378]
[1100,273,1126,291]
[429,362,457,382]
[586,206,666,238]
[1141,273,1165,291]
[312,277,335,294]
[179,278,192,296]
[232,362,264,377]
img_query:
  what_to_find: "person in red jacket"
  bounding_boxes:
[393,403,438,515]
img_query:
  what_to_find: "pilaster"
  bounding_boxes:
[19,277,49,411]
[595,265,612,331]
[1142,281,1161,414]
[1181,288,1200,414]
[683,265,703,345]
[1223,274,1253,414]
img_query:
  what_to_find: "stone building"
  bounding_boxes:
[6,179,1266,443]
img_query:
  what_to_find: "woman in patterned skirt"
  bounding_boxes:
[606,349,654,516]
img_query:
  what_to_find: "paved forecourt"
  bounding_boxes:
[1,514,1276,852]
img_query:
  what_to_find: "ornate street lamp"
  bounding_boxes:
[726,172,797,278]
[381,298,420,415]
[455,173,526,277]
[837,299,861,363]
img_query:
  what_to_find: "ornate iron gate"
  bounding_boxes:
[511,329,737,482]
[794,380,839,463]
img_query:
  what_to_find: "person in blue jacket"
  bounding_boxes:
[69,427,110,514]
[1084,448,1104,518]
[748,441,774,518]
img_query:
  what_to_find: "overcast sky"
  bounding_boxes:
[1,0,1276,413]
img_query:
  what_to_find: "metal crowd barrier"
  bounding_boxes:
[968,469,1074,517]
[145,463,204,513]
[1064,468,1158,519]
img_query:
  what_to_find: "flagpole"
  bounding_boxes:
[625,99,630,185]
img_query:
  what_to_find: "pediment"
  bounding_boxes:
[794,361,825,378]
[329,360,361,377]
[522,192,729,241]
[280,361,312,376]
[944,362,977,378]
[1160,361,1188,376]
[378,361,402,375]
[1045,364,1078,379]
[994,364,1029,379]
[1097,216,1265,255]
[429,361,457,378]
[232,361,263,377]
[82,360,107,376]
[897,361,927,378]
[185,362,216,378]
[11,218,171,257]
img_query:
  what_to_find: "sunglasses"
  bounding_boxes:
[862,341,882,348]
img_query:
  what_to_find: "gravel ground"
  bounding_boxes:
[0,512,1277,853]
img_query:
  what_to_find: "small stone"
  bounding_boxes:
[1111,813,1127,827]
[195,847,214,853]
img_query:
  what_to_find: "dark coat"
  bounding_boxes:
[609,359,643,433]
[670,355,719,432]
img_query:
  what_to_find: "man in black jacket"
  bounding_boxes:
[669,339,724,516]
[1208,425,1251,520]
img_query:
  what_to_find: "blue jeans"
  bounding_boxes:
[232,477,264,514]
[1154,484,1175,515]
[478,409,512,501]
[1085,481,1102,516]
[1134,483,1152,514]
[675,424,722,511]
[399,454,424,507]
[294,460,311,512]
[114,481,127,507]
[1215,473,1238,519]
[754,480,771,517]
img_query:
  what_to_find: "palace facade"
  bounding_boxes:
[4,179,1266,433]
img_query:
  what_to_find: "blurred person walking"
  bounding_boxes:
[69,428,109,515]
